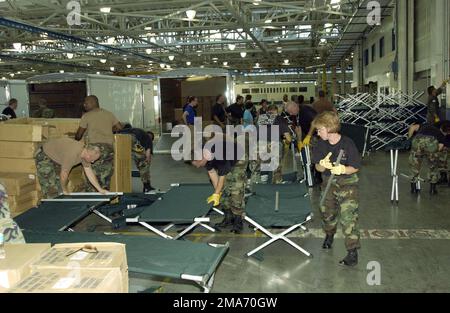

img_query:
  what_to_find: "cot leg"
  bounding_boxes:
[139,222,173,239]
[174,222,200,239]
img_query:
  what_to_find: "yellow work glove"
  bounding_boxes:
[434,115,440,123]
[297,141,304,152]
[302,135,312,146]
[319,152,333,169]
[207,193,221,207]
[330,164,346,175]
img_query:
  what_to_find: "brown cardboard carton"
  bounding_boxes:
[0,158,36,174]
[0,243,51,293]
[7,191,40,207]
[31,242,128,293]
[0,142,39,158]
[9,198,39,218]
[110,134,132,193]
[0,173,37,196]
[9,268,123,293]
[67,165,85,192]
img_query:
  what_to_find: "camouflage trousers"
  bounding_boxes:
[409,135,439,184]
[1,183,25,243]
[437,147,449,173]
[133,151,151,185]
[35,149,61,198]
[85,143,114,191]
[320,174,361,250]
[222,159,248,216]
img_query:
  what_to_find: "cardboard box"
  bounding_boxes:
[174,108,184,122]
[0,243,51,293]
[0,173,37,196]
[31,242,128,293]
[0,142,40,158]
[0,158,36,174]
[110,134,132,193]
[7,191,40,207]
[0,123,47,142]
[9,198,39,218]
[9,268,123,293]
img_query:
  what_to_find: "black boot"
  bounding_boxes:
[430,183,438,195]
[231,215,243,234]
[410,183,418,194]
[322,234,334,249]
[215,210,234,229]
[339,249,358,267]
[143,183,155,193]
[438,172,448,185]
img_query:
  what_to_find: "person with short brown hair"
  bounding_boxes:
[2,98,18,119]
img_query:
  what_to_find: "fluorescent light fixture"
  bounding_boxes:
[13,43,22,50]
[126,64,131,68]
[320,38,327,43]
[59,70,64,73]
[196,50,202,53]
[144,26,152,30]
[253,2,260,5]
[197,53,201,57]
[110,66,115,71]
[186,61,191,66]
[168,55,175,61]
[237,28,243,32]
[277,50,282,53]
[265,19,272,24]
[166,65,171,69]
[9,73,14,77]
[96,72,100,75]
[100,7,111,13]
[66,52,74,59]
[123,57,127,60]
[254,63,260,68]
[145,49,152,54]
[160,63,165,68]
[284,59,289,64]
[186,9,196,20]
[100,59,107,63]
[240,52,247,58]
[228,44,236,51]
[274,39,279,43]
[223,61,228,66]
[316,56,321,60]
[1,77,6,80]
[200,65,205,68]
[212,57,218,61]
[17,71,21,74]
[86,64,90,67]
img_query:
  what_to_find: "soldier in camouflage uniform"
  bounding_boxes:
[192,134,248,233]
[437,147,449,185]
[0,183,25,244]
[312,111,362,267]
[118,124,155,192]
[86,143,114,191]
[409,121,450,194]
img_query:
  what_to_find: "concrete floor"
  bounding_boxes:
[76,149,450,293]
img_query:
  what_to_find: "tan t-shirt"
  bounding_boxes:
[313,99,335,115]
[79,108,119,145]
[43,138,89,171]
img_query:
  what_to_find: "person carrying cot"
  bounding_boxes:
[312,111,362,267]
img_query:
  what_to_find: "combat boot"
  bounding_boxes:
[215,210,234,229]
[339,249,358,267]
[430,183,438,195]
[437,172,448,185]
[410,183,418,194]
[322,234,334,249]
[143,183,155,193]
[231,215,243,234]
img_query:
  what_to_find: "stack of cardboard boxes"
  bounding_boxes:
[0,242,128,293]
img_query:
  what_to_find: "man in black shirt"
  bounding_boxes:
[426,81,447,123]
[297,95,317,139]
[226,95,244,126]
[258,99,268,115]
[1,98,18,119]
[192,135,247,233]
[118,124,155,192]
[312,111,361,267]
[212,94,227,130]
[408,121,450,194]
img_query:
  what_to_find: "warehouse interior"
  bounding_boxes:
[0,0,449,294]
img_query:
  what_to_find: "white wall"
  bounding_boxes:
[0,80,29,117]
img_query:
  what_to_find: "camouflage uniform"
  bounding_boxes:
[437,147,449,175]
[0,183,25,243]
[131,136,151,186]
[85,143,114,191]
[35,148,61,198]
[222,158,248,217]
[320,174,360,250]
[409,135,439,183]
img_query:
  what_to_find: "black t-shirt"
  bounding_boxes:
[119,128,153,152]
[205,139,244,176]
[259,108,267,115]
[418,123,446,144]
[312,135,361,177]
[2,107,16,119]
[226,103,244,119]
[273,115,291,141]
[212,103,226,123]
[299,105,317,137]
